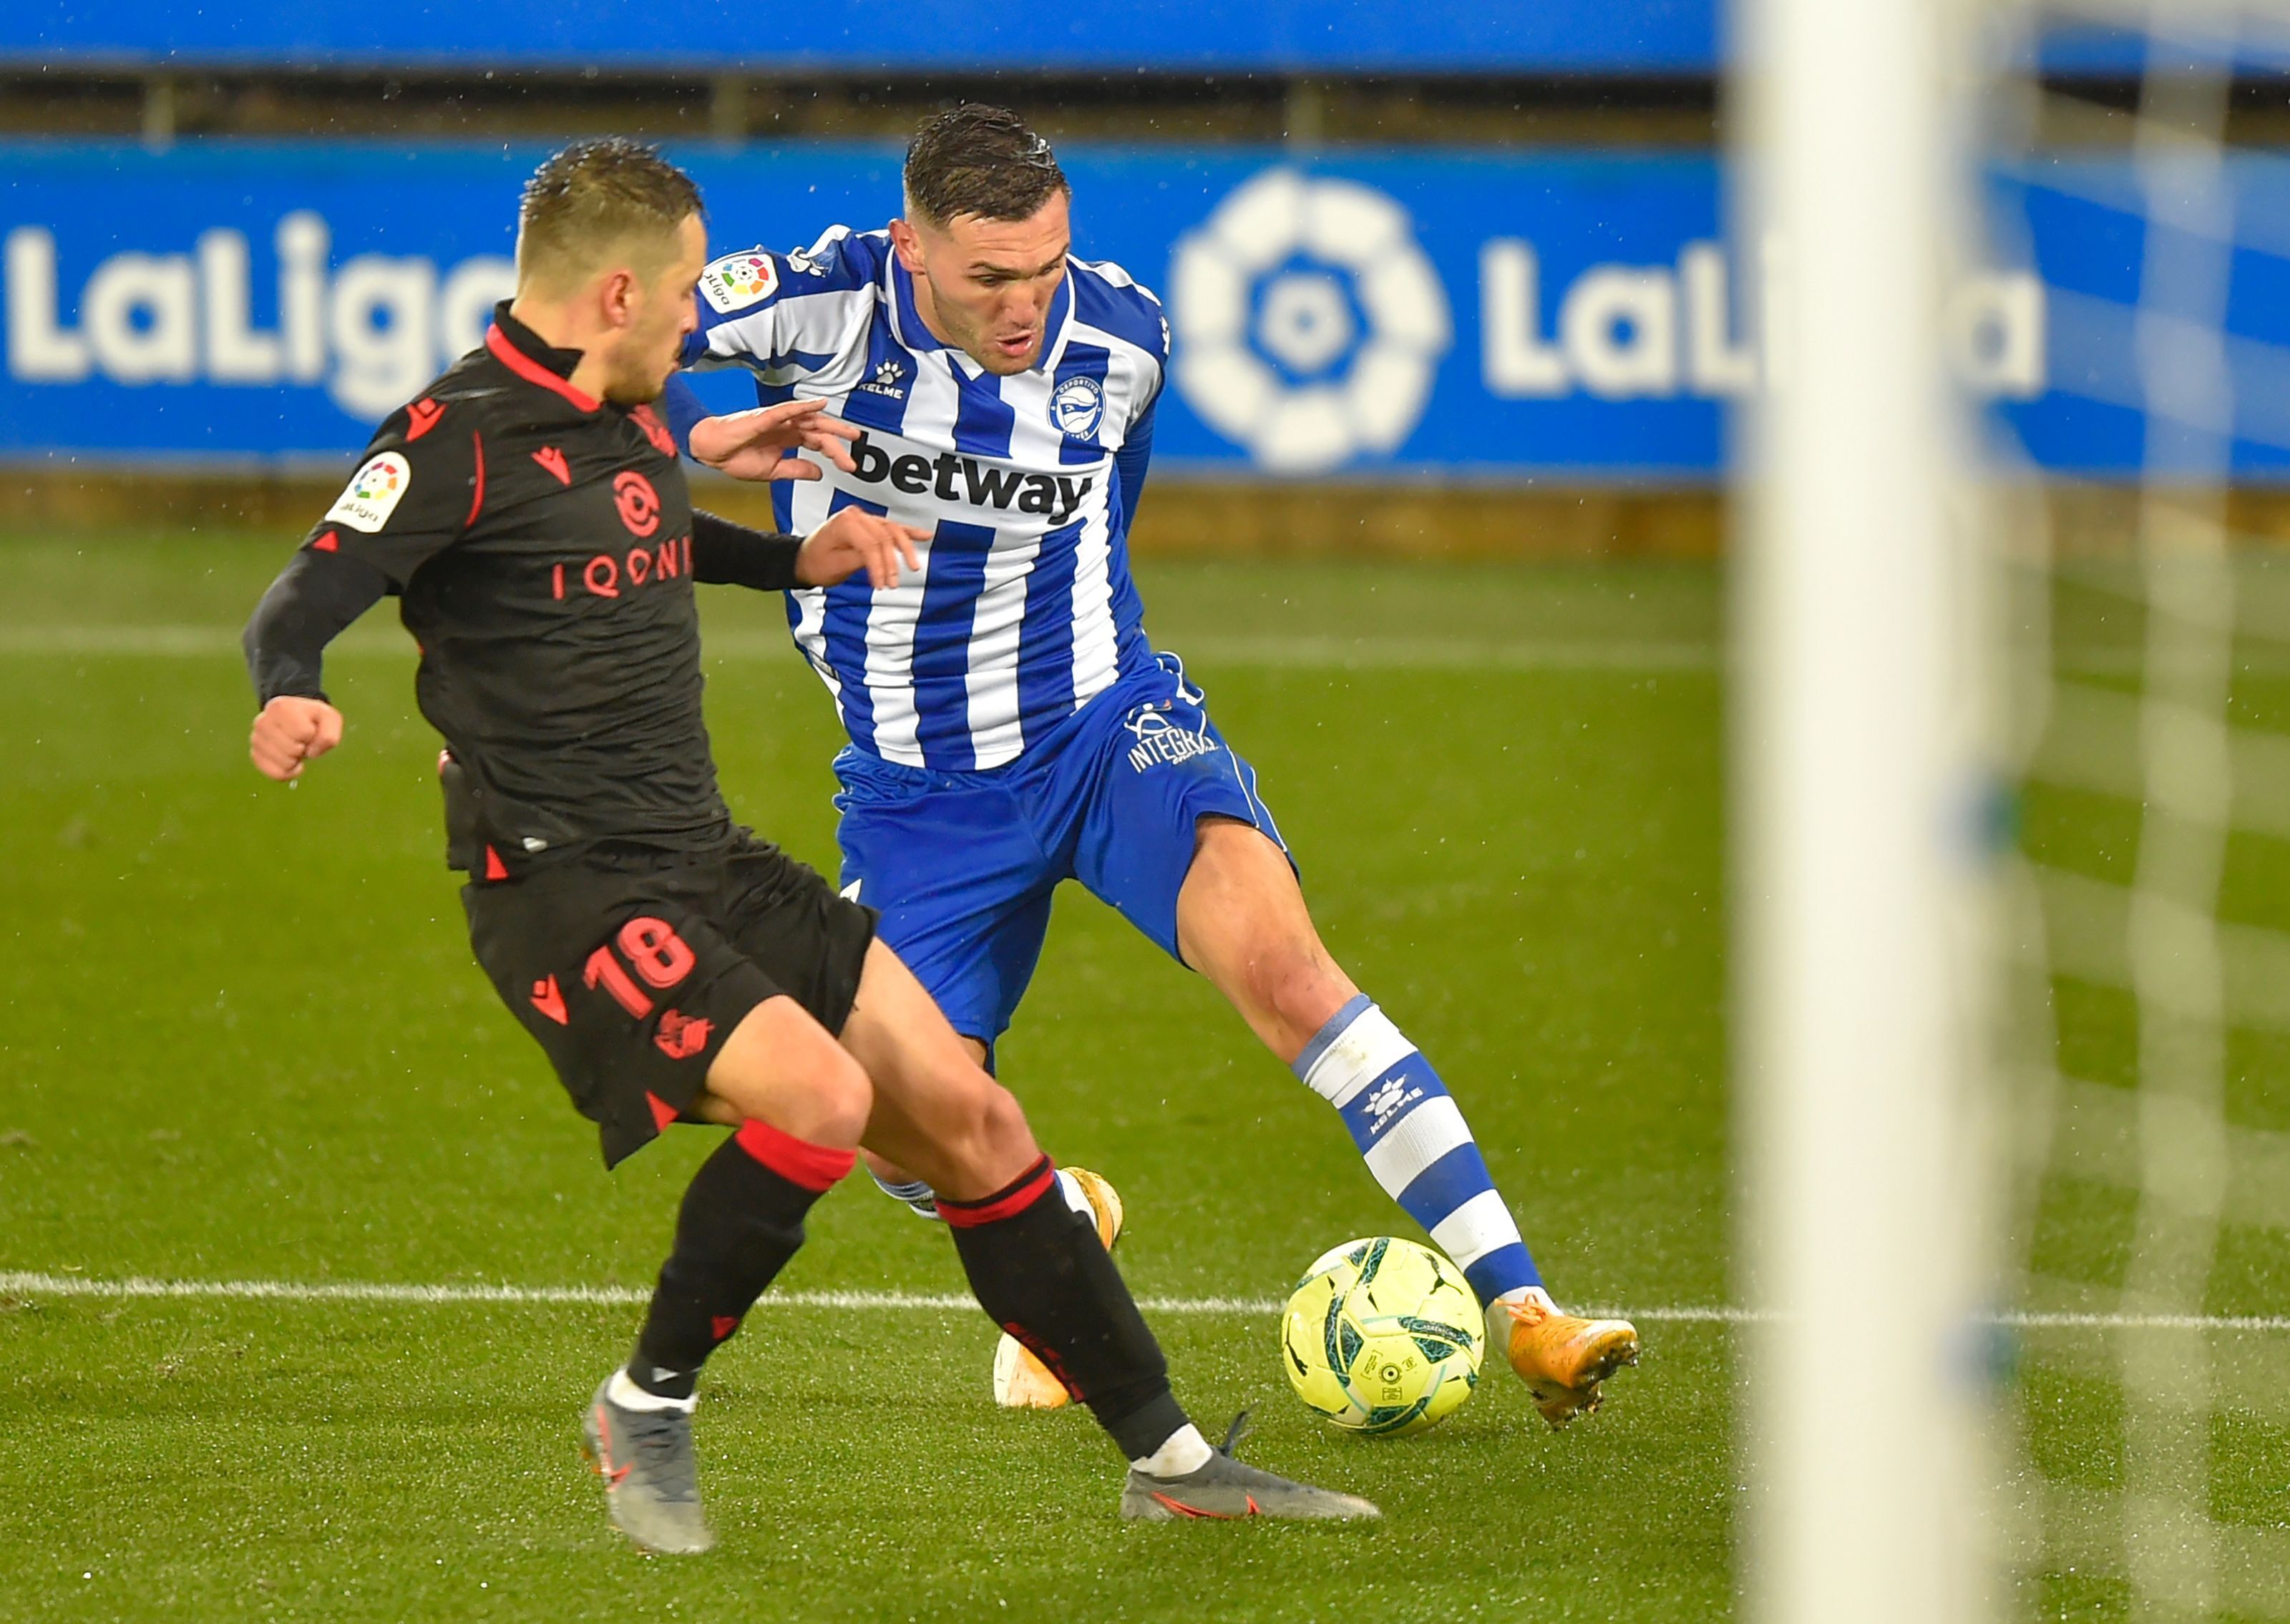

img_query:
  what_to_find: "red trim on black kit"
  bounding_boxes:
[732,1117,857,1192]
[937,1155,1058,1228]
[486,323,601,413]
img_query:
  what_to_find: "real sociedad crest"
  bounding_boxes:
[1051,374,1105,439]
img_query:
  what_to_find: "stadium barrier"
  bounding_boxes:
[3,139,2284,552]
[0,1,1712,75]
[0,0,2203,77]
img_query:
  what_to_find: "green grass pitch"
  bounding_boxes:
[0,531,2281,1621]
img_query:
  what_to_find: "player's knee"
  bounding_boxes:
[927,1068,1038,1191]
[803,1045,874,1148]
[1241,941,1350,1039]
[970,1077,1035,1165]
[708,1004,873,1148]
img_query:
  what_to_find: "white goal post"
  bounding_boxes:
[1734,0,1997,1617]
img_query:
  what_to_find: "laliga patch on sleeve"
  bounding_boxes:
[323,451,413,533]
[698,250,780,314]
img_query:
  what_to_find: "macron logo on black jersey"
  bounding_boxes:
[846,431,1093,525]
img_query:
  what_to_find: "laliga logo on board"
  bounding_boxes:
[4,214,515,419]
[1476,238,2046,401]
[1168,169,1451,476]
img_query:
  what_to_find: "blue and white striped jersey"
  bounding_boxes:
[671,226,1169,771]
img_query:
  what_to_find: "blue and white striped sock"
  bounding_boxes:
[868,1165,942,1221]
[1292,994,1540,1306]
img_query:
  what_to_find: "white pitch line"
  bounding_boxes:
[3,1273,2286,1331]
[0,1272,1267,1314]
[1996,1309,2290,1333]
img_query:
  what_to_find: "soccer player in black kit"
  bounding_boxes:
[242,140,1374,1552]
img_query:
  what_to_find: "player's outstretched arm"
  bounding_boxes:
[691,508,925,594]
[687,400,859,482]
[796,509,926,590]
[242,547,388,782]
[245,392,476,783]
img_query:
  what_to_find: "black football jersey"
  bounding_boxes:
[306,304,731,866]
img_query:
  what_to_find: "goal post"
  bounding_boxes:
[1733,0,1999,1617]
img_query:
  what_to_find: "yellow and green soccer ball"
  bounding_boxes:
[1280,1236,1483,1436]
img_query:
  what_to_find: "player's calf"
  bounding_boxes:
[836,936,1372,1511]
[993,1166,1124,1410]
[897,1071,1037,1202]
[588,1114,856,1553]
[1174,828,1640,1419]
[614,999,868,1403]
[832,939,1041,1203]
[1291,994,1642,1418]
[837,953,1214,1465]
[939,1160,1375,1517]
[585,1000,867,1551]
[939,1154,1207,1462]
[621,1117,854,1403]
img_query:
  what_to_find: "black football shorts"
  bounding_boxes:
[462,833,877,1167]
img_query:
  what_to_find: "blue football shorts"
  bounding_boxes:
[830,649,1290,1048]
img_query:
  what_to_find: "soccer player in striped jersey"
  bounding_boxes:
[663,105,1637,1427]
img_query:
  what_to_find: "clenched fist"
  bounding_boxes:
[249,695,345,782]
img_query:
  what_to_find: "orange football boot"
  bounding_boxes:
[1494,1289,1641,1427]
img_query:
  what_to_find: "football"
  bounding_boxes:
[1280,1236,1484,1436]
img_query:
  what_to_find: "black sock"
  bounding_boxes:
[940,1155,1191,1460]
[628,1120,851,1400]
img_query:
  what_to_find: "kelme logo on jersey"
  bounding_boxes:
[844,431,1094,525]
[857,358,907,401]
[698,251,779,314]
[323,450,411,532]
[1051,374,1105,439]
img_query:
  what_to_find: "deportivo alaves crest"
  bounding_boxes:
[1051,374,1105,438]
[843,431,1093,525]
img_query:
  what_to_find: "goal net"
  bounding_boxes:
[1995,6,2290,1620]
[1739,0,2290,1618]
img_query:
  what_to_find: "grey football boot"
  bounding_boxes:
[1120,1413,1380,1522]
[580,1376,715,1554]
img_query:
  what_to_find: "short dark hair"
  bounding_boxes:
[903,104,1069,228]
[517,138,703,292]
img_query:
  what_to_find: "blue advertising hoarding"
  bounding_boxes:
[0,1,1715,75]
[6,3,2268,76]
[2,139,2284,482]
